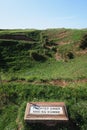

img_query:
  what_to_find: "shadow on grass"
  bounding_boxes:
[24,121,80,130]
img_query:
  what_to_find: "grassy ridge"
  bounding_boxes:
[0,28,87,81]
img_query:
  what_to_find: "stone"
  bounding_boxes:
[24,102,69,126]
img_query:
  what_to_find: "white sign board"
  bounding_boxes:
[30,105,63,115]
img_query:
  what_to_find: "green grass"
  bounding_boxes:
[0,83,87,130]
[22,55,87,80]
[0,29,36,35]
[1,55,87,81]
[0,105,18,130]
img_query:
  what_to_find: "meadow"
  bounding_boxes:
[0,28,87,130]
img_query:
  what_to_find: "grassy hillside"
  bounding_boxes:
[0,28,87,130]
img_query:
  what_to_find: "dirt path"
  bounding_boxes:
[76,49,87,55]
[1,78,87,87]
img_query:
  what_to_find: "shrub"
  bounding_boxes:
[66,52,74,59]
[80,34,87,49]
[31,52,46,62]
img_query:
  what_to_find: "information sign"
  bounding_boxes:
[30,105,63,115]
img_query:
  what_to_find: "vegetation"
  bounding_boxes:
[0,83,87,130]
[80,34,87,49]
[0,28,87,130]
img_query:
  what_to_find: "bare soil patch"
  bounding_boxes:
[55,53,62,60]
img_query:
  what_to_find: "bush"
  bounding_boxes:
[80,34,87,49]
[66,52,74,59]
[31,52,46,62]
